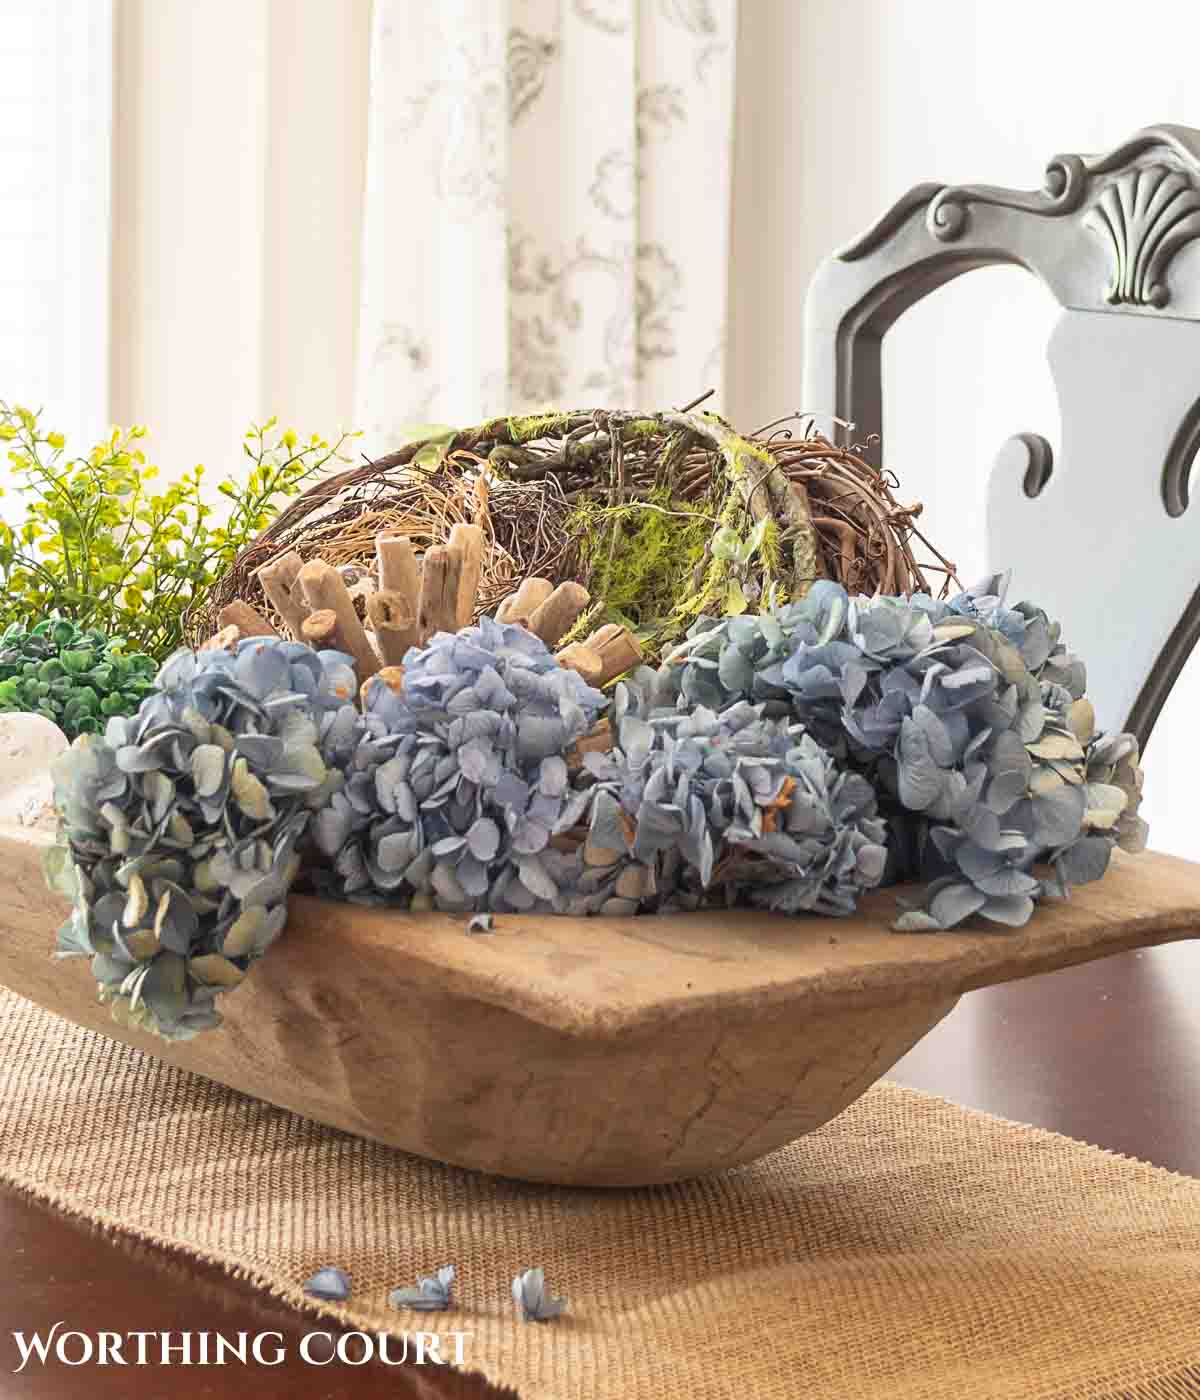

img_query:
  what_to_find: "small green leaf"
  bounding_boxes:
[60,650,94,675]
[711,526,742,562]
[725,578,749,616]
[739,517,770,564]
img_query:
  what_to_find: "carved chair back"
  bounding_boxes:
[803,124,1200,748]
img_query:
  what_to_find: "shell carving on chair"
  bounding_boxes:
[1084,163,1200,307]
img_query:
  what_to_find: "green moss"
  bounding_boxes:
[506,413,573,444]
[732,443,774,478]
[758,517,782,576]
[473,409,803,658]
[664,491,745,625]
[572,488,712,633]
[622,418,662,439]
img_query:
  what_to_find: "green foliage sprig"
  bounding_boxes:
[0,402,357,659]
[0,619,156,738]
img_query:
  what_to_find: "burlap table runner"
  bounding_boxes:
[1,986,1198,1400]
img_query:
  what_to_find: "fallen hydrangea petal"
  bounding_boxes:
[303,1267,351,1301]
[512,1267,567,1323]
[390,1265,455,1312]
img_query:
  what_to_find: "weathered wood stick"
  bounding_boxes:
[218,600,277,638]
[375,531,421,605]
[586,622,623,649]
[300,609,339,649]
[496,577,554,625]
[528,582,591,648]
[448,522,486,628]
[296,560,382,680]
[360,665,405,710]
[416,545,462,641]
[256,551,309,639]
[555,642,603,686]
[366,589,421,667]
[200,624,241,653]
[585,623,643,685]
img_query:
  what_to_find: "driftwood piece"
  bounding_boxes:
[416,545,462,640]
[217,601,277,638]
[375,531,421,606]
[366,590,421,667]
[448,522,486,628]
[200,624,241,653]
[527,582,591,649]
[496,577,554,626]
[300,609,338,650]
[555,642,603,686]
[584,623,643,685]
[296,560,381,680]
[256,551,309,640]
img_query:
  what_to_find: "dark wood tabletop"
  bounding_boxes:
[4,938,1199,1398]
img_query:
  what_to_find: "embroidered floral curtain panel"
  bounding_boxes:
[355,0,738,446]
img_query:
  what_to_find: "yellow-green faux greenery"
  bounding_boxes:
[0,403,357,660]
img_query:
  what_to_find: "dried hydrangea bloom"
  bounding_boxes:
[568,675,889,917]
[654,573,1147,931]
[310,618,609,911]
[47,637,352,1039]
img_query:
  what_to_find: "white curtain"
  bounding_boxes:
[355,0,738,444]
[0,0,112,448]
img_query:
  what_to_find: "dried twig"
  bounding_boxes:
[296,560,381,680]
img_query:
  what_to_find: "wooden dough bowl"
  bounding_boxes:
[1,824,1195,1187]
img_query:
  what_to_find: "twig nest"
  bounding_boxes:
[197,406,958,662]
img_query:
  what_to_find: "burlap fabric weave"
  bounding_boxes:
[1,986,1198,1400]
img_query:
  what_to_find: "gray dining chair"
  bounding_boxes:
[803,123,1200,749]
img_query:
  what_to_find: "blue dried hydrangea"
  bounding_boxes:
[303,1266,351,1301]
[653,573,1147,930]
[309,618,609,910]
[570,675,889,917]
[45,637,354,1039]
[389,1265,456,1312]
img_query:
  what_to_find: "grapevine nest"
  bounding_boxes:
[194,399,960,659]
